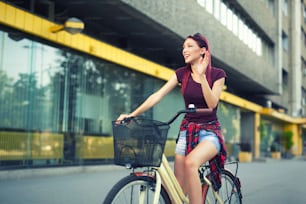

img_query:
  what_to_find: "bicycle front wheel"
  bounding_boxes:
[204,169,242,204]
[103,174,171,204]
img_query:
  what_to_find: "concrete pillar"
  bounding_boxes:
[254,113,261,159]
[284,124,301,156]
[275,0,283,95]
[289,0,301,117]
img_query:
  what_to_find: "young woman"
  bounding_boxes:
[117,33,226,204]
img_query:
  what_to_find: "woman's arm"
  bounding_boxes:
[192,51,225,109]
[199,76,224,109]
[117,73,178,121]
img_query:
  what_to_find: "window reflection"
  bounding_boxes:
[0,34,60,131]
[213,0,221,20]
[0,30,163,136]
[0,28,184,166]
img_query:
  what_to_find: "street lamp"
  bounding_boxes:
[50,17,84,35]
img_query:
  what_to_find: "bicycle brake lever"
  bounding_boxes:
[120,117,134,125]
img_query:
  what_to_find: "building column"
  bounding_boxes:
[289,0,301,117]
[284,124,301,156]
[275,0,283,95]
[254,113,261,159]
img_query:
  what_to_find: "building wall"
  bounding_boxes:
[121,0,280,94]
[237,0,277,41]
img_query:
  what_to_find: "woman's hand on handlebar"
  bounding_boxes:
[116,113,133,124]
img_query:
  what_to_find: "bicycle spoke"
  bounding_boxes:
[103,175,170,204]
[204,170,242,204]
[219,173,241,204]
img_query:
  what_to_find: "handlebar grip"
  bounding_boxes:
[119,117,134,124]
[116,117,134,125]
[165,107,214,125]
[195,108,213,113]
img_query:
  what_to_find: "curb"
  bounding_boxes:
[0,165,123,181]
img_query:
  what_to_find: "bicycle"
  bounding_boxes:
[103,106,242,204]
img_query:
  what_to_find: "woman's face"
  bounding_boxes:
[182,38,205,64]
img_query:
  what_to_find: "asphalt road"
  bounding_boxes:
[0,158,306,204]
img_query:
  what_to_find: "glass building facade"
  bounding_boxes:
[0,29,167,166]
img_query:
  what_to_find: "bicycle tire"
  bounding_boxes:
[204,169,242,204]
[103,174,171,204]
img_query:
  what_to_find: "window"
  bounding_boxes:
[0,31,172,134]
[246,26,252,47]
[301,28,306,47]
[304,29,306,46]
[302,58,306,76]
[205,0,213,14]
[226,8,233,31]
[282,0,288,16]
[304,4,306,23]
[282,69,288,90]
[220,2,227,26]
[256,36,263,56]
[242,23,248,45]
[232,13,238,36]
[249,32,256,51]
[282,31,288,51]
[0,29,185,166]
[213,0,221,20]
[197,0,205,7]
[268,0,275,16]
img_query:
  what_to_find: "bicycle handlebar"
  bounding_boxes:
[119,104,213,125]
[165,107,213,125]
[120,117,134,124]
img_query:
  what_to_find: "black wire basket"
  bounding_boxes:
[112,118,170,168]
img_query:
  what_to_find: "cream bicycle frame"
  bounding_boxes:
[149,154,223,204]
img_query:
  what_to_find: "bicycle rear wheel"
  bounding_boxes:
[204,169,242,204]
[103,174,171,204]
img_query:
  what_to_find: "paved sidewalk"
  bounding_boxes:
[1,156,305,181]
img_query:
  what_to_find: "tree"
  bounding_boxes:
[282,130,293,152]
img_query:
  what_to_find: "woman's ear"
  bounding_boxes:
[200,47,206,58]
[200,47,206,55]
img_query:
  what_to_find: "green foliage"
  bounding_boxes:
[282,130,293,151]
[260,120,267,140]
[217,102,240,143]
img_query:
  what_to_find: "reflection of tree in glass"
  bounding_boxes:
[48,50,155,134]
[0,70,13,127]
[0,70,46,130]
[14,73,47,130]
[218,102,240,143]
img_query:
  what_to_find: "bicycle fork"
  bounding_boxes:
[135,170,162,204]
[138,154,188,204]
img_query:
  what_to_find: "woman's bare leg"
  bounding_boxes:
[174,154,187,194]
[185,141,218,204]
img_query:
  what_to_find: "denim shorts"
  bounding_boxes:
[175,130,221,155]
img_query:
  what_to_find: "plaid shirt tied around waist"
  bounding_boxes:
[179,119,227,191]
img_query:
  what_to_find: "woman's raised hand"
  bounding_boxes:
[195,50,210,75]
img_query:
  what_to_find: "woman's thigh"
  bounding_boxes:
[187,140,218,167]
